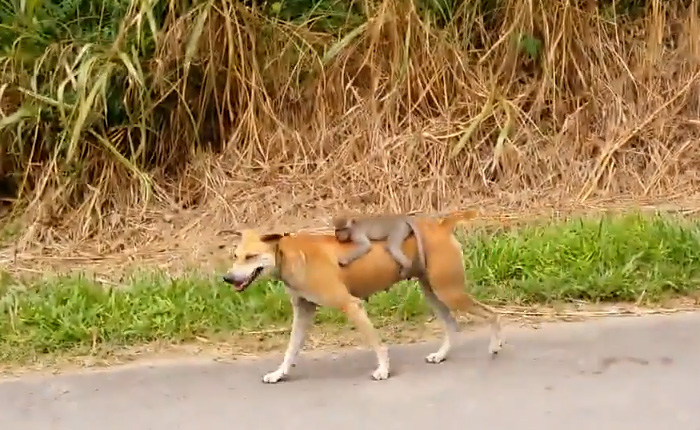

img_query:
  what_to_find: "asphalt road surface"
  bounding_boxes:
[2,312,699,430]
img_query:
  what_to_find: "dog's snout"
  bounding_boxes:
[222,273,236,284]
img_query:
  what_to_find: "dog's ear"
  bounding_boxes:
[260,232,290,243]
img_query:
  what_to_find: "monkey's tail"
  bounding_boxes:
[438,209,479,231]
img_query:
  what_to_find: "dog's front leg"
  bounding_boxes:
[263,294,317,384]
[341,296,390,381]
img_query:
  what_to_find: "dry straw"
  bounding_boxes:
[1,0,700,259]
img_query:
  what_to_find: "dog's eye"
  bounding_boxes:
[244,254,258,262]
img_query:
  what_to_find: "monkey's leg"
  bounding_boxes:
[385,227,413,277]
[338,234,372,267]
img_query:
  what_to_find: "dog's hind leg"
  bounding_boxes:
[467,298,504,355]
[262,293,317,384]
[423,235,504,357]
[434,285,503,356]
[420,280,459,364]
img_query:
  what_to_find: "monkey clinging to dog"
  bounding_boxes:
[332,214,426,279]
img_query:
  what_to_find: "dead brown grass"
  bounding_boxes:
[3,0,700,268]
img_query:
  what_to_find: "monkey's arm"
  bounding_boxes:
[338,231,373,266]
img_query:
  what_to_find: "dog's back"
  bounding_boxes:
[277,214,468,300]
[276,231,420,299]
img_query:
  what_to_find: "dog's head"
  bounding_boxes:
[221,229,287,292]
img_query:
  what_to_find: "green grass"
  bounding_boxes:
[2,212,700,363]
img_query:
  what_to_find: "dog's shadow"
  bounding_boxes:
[283,338,508,383]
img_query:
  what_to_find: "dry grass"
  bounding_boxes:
[2,0,700,262]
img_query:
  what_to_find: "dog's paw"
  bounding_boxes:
[425,352,446,364]
[371,367,390,381]
[262,370,287,384]
[488,338,504,356]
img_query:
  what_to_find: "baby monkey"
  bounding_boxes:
[332,214,426,279]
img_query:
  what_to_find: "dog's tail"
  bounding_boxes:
[438,209,479,231]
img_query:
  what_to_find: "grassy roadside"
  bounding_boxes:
[2,212,700,365]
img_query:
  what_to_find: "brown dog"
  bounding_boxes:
[222,210,503,383]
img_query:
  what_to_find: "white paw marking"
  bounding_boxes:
[425,352,446,364]
[371,367,390,381]
[262,370,286,384]
[489,339,504,355]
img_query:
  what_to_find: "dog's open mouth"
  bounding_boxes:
[230,267,263,292]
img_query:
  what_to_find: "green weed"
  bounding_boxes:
[1,212,699,362]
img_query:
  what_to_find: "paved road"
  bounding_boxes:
[1,312,698,430]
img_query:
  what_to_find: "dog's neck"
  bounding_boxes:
[271,240,289,283]
[272,237,300,289]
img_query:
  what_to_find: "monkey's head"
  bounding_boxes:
[332,215,355,242]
